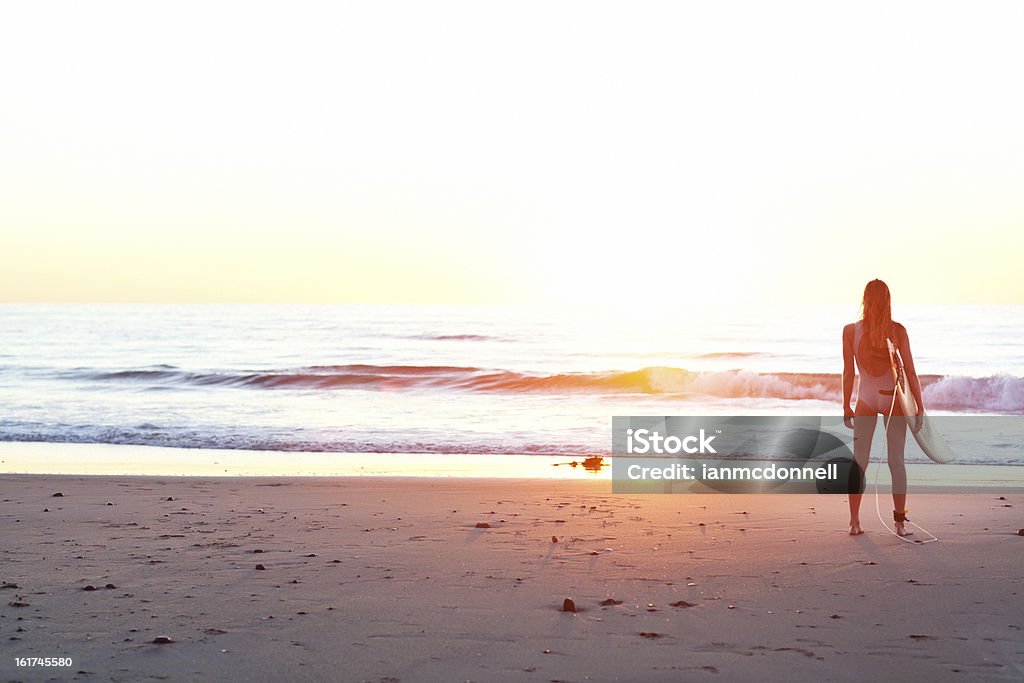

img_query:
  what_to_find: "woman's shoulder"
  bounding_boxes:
[890,321,908,340]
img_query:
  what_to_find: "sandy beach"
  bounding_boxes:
[2,469,1023,682]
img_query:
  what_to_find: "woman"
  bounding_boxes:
[842,279,925,536]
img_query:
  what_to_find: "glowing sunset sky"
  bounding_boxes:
[2,2,1022,304]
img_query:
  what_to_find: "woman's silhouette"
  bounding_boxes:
[842,279,924,536]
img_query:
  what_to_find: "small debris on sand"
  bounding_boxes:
[551,536,558,543]
[669,600,696,608]
[152,636,174,644]
[475,522,490,529]
[82,585,97,591]
[640,632,661,638]
[255,564,267,570]
[562,598,577,612]
[600,598,623,606]
[52,492,64,497]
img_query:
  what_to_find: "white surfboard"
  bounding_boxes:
[887,339,956,464]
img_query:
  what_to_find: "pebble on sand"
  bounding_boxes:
[474,522,490,529]
[551,536,558,543]
[600,598,623,606]
[52,492,64,497]
[255,564,267,570]
[152,636,174,644]
[561,598,577,612]
[82,585,97,591]
[669,600,696,608]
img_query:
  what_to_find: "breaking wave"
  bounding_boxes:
[57,364,1024,412]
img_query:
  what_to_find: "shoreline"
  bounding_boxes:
[3,442,1024,495]
[0,442,606,479]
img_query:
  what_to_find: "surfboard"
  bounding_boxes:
[887,338,956,463]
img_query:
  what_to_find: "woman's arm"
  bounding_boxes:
[842,324,855,427]
[897,324,925,416]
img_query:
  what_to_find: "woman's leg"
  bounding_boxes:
[885,401,911,536]
[849,401,877,535]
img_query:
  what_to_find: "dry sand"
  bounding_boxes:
[2,473,1023,682]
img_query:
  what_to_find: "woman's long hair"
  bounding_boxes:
[860,279,893,348]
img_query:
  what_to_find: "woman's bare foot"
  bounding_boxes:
[893,510,913,536]
[849,522,864,535]
[895,522,914,537]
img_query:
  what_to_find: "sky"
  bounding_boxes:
[1,1,1022,305]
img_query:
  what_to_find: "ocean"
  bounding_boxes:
[1,303,1022,466]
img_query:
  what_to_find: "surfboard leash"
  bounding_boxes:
[872,457,938,544]
[873,363,939,545]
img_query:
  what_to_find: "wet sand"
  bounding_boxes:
[2,473,1023,682]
